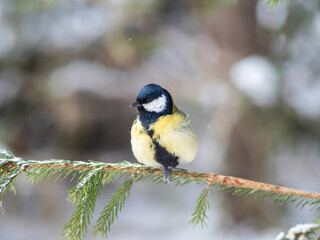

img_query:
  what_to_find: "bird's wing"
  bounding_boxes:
[151,111,198,164]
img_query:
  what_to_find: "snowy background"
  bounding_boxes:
[1,0,320,239]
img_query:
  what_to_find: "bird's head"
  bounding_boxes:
[131,84,175,128]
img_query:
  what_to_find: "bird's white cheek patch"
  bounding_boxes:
[143,94,167,113]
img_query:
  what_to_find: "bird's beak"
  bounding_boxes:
[130,101,140,107]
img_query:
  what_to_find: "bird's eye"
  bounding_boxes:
[144,98,153,103]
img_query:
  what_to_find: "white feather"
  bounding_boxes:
[143,94,167,113]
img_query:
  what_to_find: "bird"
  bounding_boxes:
[130,83,198,182]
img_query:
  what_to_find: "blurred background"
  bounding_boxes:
[1,0,320,239]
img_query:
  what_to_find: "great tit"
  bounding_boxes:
[130,83,198,182]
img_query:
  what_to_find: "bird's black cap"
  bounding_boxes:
[131,84,174,128]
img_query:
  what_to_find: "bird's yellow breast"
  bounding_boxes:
[130,119,159,167]
[130,111,198,167]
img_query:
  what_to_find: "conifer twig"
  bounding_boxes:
[93,176,136,238]
[2,149,320,240]
[1,157,320,201]
[189,182,214,228]
[265,0,283,9]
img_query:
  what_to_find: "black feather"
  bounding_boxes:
[147,129,178,182]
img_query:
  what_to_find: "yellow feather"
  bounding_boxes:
[151,111,198,164]
[130,118,161,167]
[131,110,198,167]
[172,103,178,113]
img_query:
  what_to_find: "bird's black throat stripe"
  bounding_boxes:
[147,129,179,168]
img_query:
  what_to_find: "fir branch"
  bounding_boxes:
[3,156,320,201]
[62,167,104,240]
[2,149,320,240]
[2,154,320,204]
[265,0,283,9]
[0,149,23,211]
[93,176,136,238]
[189,183,215,228]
